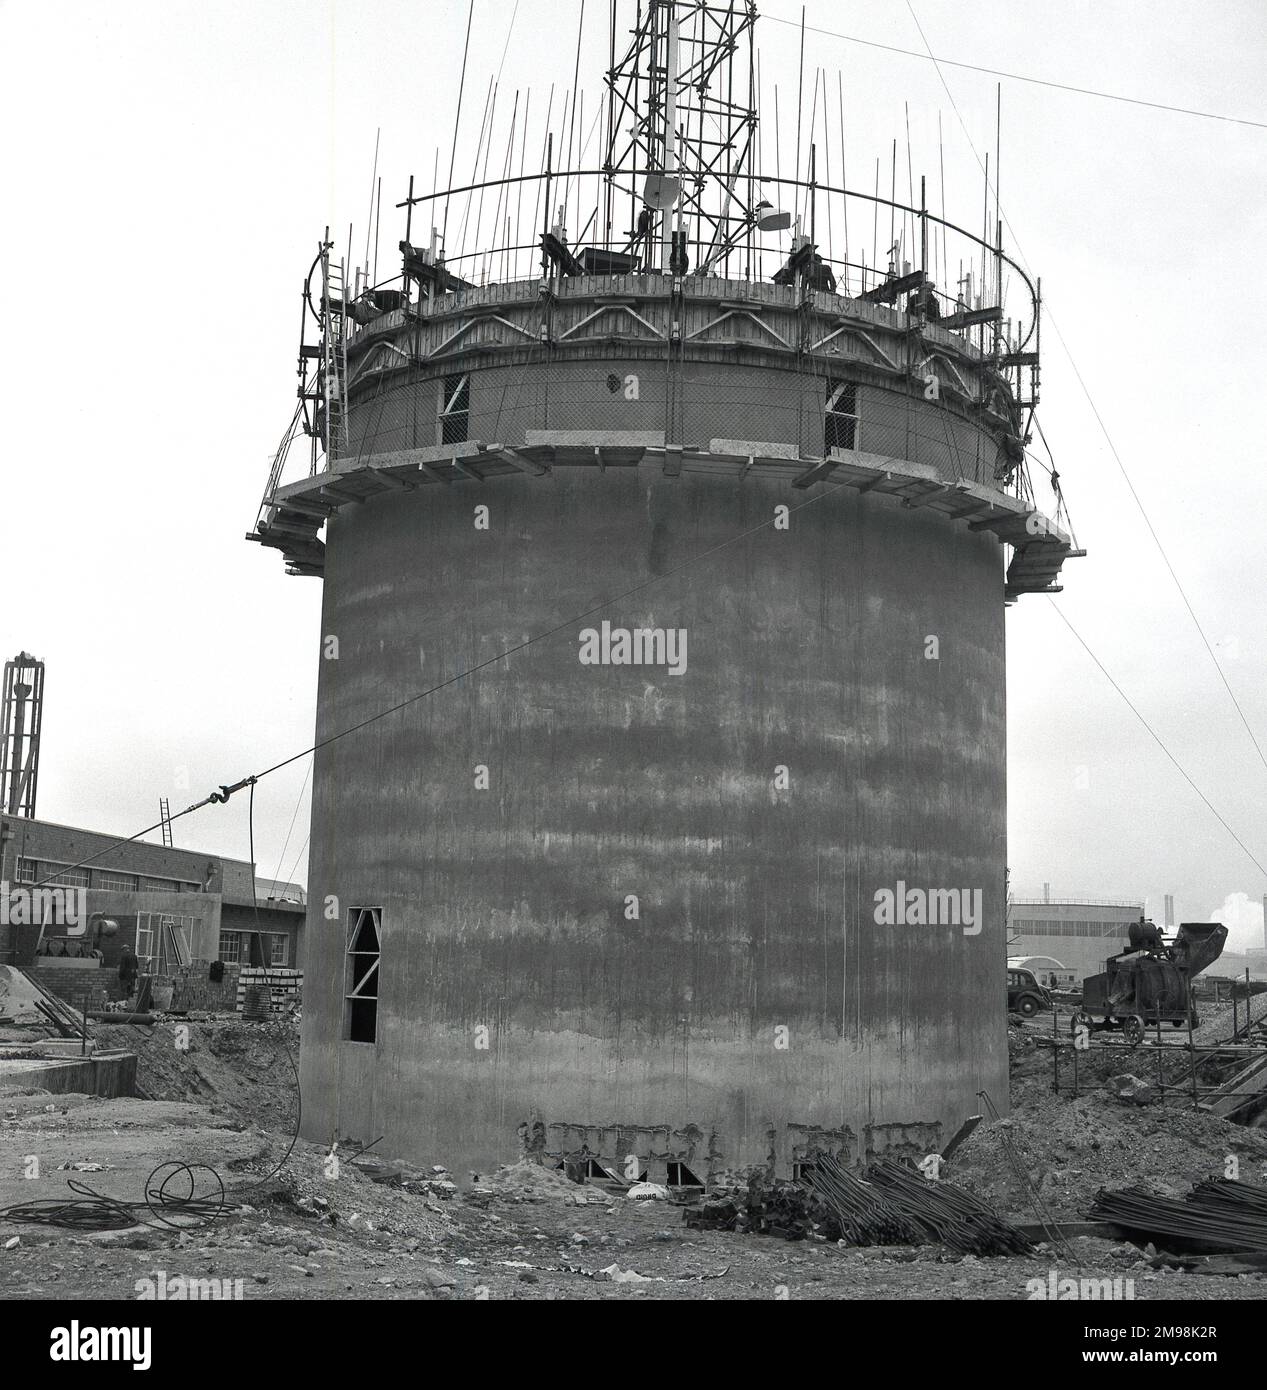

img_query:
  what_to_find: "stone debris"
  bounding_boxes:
[595,1263,652,1283]
[1107,1073,1159,1106]
[466,1159,604,1205]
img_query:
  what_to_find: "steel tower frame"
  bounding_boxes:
[0,652,44,819]
[604,0,758,277]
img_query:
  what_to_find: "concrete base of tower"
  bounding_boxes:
[296,461,1009,1179]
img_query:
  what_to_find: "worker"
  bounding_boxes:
[906,282,942,321]
[632,206,654,269]
[117,944,138,999]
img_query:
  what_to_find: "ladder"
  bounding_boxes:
[159,797,173,848]
[322,251,350,464]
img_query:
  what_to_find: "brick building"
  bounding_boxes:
[0,815,304,1006]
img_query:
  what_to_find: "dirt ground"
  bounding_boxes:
[2,1011,1267,1302]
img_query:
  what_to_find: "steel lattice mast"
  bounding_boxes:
[604,0,759,277]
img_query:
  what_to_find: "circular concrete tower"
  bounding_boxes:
[251,0,1077,1182]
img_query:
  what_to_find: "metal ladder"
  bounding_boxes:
[323,253,350,464]
[159,797,173,848]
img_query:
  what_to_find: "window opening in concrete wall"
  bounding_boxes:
[345,906,381,1043]
[825,379,859,453]
[440,375,470,445]
[666,1161,704,1187]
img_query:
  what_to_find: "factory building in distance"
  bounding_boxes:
[1007,897,1144,983]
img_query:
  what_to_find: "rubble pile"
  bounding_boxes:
[466,1159,607,1207]
[951,1093,1267,1220]
[235,1135,454,1248]
[93,1017,299,1132]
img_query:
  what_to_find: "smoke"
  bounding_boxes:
[1208,892,1266,955]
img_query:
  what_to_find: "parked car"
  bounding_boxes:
[1007,967,1052,1019]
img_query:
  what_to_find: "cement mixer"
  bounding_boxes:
[1071,921,1227,1044]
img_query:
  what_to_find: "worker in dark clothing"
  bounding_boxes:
[117,945,138,999]
[633,207,654,270]
[907,282,942,321]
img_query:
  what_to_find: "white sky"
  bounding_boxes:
[2,1,1265,949]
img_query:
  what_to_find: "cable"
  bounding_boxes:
[493,0,521,89]
[0,1162,227,1234]
[283,832,310,902]
[440,0,476,251]
[268,758,312,894]
[0,1032,305,1232]
[903,0,1267,785]
[762,9,1267,131]
[1047,599,1267,879]
[1053,338,1267,777]
[29,459,915,890]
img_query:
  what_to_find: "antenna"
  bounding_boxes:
[604,0,759,276]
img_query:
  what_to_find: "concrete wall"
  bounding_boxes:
[349,357,1003,487]
[0,1053,137,1098]
[299,452,1008,1176]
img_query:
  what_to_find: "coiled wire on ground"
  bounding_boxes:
[0,1162,227,1233]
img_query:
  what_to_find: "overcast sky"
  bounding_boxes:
[2,0,1264,950]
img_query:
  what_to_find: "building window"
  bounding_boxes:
[138,876,179,893]
[439,374,470,445]
[96,872,137,892]
[825,380,859,453]
[39,862,89,889]
[270,933,289,967]
[218,931,241,964]
[345,906,381,1044]
[16,858,36,883]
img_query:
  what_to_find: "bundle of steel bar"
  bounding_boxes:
[1187,1178,1267,1221]
[864,1159,1036,1257]
[1091,1180,1267,1254]
[799,1155,926,1247]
